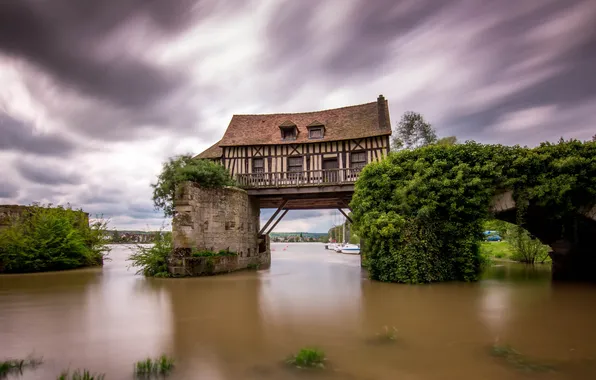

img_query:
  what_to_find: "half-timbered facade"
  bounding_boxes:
[194,95,392,213]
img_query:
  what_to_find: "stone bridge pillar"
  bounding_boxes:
[169,182,270,276]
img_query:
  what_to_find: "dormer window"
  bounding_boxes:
[307,121,325,139]
[279,120,297,141]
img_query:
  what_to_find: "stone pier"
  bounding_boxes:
[169,182,270,276]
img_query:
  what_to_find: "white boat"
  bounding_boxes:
[340,244,360,254]
[326,243,338,251]
[334,244,344,252]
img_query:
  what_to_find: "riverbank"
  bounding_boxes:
[480,241,551,264]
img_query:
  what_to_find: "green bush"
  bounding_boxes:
[351,139,596,283]
[191,249,237,257]
[0,204,110,274]
[152,154,235,217]
[128,230,172,277]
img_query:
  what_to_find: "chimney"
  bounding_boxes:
[377,94,387,130]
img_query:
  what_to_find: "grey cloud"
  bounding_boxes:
[0,0,247,141]
[0,181,19,199]
[0,113,76,157]
[15,159,82,186]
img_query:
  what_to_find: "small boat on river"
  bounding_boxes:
[340,244,360,254]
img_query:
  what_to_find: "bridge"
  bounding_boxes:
[490,191,596,281]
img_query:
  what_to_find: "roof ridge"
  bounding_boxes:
[231,101,377,117]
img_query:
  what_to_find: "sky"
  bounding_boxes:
[1,0,595,233]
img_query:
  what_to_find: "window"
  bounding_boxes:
[252,158,264,173]
[309,127,323,139]
[351,151,367,169]
[288,156,303,172]
[280,126,297,140]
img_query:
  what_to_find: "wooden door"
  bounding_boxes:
[323,158,338,183]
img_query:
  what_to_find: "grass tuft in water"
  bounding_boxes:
[377,326,399,342]
[56,369,105,380]
[0,355,43,377]
[134,354,175,377]
[490,344,555,372]
[286,348,326,369]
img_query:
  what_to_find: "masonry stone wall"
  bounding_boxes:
[169,182,270,276]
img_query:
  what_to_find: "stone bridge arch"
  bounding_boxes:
[489,190,596,281]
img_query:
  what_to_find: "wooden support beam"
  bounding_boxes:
[338,208,353,224]
[339,200,353,213]
[265,209,289,235]
[259,199,288,235]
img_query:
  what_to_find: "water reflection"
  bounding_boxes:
[0,244,595,379]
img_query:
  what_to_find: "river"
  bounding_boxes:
[1,243,595,379]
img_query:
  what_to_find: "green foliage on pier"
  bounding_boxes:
[352,139,596,283]
[152,154,235,217]
[0,204,110,274]
[191,249,237,257]
[128,230,172,278]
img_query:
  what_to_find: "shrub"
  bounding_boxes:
[286,348,326,369]
[191,249,237,257]
[0,204,110,274]
[507,227,550,264]
[134,354,174,377]
[128,230,172,277]
[152,154,235,217]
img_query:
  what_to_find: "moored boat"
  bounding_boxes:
[340,244,360,254]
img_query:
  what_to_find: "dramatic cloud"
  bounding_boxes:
[14,159,82,186]
[0,113,76,157]
[1,0,595,230]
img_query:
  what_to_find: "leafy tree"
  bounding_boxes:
[592,134,596,142]
[437,136,458,146]
[152,154,235,217]
[391,111,437,150]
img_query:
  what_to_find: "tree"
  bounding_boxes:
[151,154,235,217]
[391,111,437,150]
[592,134,596,142]
[437,136,458,146]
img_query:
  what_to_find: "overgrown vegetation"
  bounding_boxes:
[151,154,235,217]
[191,249,237,257]
[0,356,43,377]
[352,139,596,283]
[490,344,554,372]
[57,369,105,380]
[134,354,174,377]
[481,220,551,263]
[0,204,110,274]
[286,348,326,369]
[128,229,172,278]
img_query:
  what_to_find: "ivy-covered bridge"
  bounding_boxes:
[351,139,596,283]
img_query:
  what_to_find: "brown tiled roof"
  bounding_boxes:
[194,140,222,159]
[218,99,391,146]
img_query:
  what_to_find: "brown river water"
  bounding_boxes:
[1,243,596,380]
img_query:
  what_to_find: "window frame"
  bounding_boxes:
[287,156,303,172]
[280,126,297,141]
[252,157,264,173]
[308,127,323,139]
[350,151,367,169]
